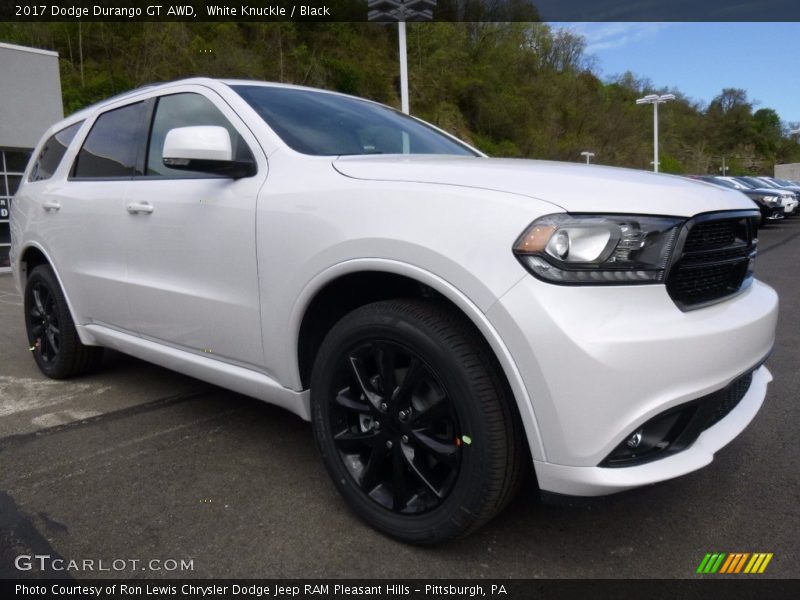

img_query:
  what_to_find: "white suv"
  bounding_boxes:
[10,78,778,544]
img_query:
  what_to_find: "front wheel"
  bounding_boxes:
[310,299,524,544]
[24,264,103,379]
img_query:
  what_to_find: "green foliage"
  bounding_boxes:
[659,154,685,174]
[1,21,798,173]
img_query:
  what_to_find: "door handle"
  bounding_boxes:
[126,202,154,214]
[42,201,61,212]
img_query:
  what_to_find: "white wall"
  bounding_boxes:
[775,163,800,181]
[0,42,63,149]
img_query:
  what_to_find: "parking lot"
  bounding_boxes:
[0,220,798,580]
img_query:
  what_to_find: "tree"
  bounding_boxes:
[1,22,797,174]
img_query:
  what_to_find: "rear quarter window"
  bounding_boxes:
[28,121,84,182]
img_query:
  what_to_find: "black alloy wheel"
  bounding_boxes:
[311,299,525,544]
[24,265,103,379]
[328,339,462,515]
[27,280,60,364]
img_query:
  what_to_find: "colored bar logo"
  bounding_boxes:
[696,553,773,574]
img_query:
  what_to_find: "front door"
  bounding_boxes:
[123,89,267,369]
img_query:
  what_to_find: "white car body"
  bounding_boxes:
[11,78,778,502]
[775,195,797,215]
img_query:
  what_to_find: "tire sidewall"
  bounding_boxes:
[311,304,498,543]
[24,266,77,378]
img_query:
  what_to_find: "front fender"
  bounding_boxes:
[285,258,546,461]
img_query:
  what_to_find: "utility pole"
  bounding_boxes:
[580,151,595,165]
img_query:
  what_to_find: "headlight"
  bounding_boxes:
[762,195,780,206]
[513,214,684,284]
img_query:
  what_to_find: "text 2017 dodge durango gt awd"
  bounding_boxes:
[10,78,778,544]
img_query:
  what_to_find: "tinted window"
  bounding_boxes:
[29,122,83,182]
[6,175,21,196]
[711,178,738,190]
[232,85,476,157]
[146,93,253,178]
[73,102,148,178]
[5,151,31,173]
[734,178,757,189]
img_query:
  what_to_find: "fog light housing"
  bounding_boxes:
[626,429,643,449]
[601,406,696,467]
[601,367,758,468]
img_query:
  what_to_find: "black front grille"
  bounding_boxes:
[666,213,758,309]
[683,219,738,251]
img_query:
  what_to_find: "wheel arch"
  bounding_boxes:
[18,244,50,289]
[17,243,95,346]
[290,259,546,461]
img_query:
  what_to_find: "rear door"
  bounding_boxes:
[34,101,149,329]
[123,88,267,369]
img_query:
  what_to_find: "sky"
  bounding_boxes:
[554,22,800,126]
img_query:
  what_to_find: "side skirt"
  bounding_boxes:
[80,324,311,421]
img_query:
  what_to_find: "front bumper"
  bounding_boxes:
[534,365,771,496]
[487,276,778,496]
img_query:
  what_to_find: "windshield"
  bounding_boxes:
[735,177,759,189]
[710,177,739,190]
[232,85,478,157]
[771,179,795,188]
[717,177,747,189]
[753,177,779,188]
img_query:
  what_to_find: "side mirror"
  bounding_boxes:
[162,126,255,179]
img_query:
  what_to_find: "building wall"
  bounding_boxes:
[0,150,30,268]
[775,163,800,181]
[0,42,64,271]
[0,42,64,148]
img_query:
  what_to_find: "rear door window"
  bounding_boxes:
[72,102,149,179]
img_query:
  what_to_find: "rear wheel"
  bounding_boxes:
[310,299,524,544]
[24,265,103,379]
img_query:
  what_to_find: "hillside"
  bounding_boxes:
[2,21,798,174]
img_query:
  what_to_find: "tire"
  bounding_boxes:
[24,264,103,379]
[310,299,524,544]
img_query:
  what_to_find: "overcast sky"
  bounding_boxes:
[555,22,800,126]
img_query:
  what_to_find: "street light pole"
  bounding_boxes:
[580,151,595,165]
[368,1,436,116]
[636,93,676,173]
[653,100,659,171]
[398,19,409,114]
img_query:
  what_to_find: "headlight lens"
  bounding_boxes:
[756,195,780,206]
[513,214,684,284]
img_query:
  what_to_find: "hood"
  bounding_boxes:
[748,187,797,198]
[332,156,756,217]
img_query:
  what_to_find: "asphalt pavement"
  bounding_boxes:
[1,219,798,579]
